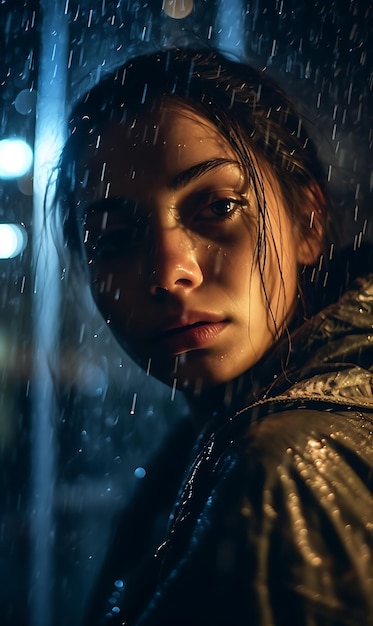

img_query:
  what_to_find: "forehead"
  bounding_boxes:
[79,103,238,197]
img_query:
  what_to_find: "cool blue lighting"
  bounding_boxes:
[0,139,33,179]
[0,223,28,259]
[134,467,146,479]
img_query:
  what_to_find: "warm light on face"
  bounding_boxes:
[0,223,28,259]
[80,106,305,389]
[0,139,33,179]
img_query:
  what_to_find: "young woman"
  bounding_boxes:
[56,48,373,625]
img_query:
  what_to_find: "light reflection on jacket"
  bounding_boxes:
[85,272,373,626]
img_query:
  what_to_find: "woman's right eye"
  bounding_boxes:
[83,198,146,261]
[87,226,144,261]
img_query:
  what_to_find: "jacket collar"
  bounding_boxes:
[251,273,373,411]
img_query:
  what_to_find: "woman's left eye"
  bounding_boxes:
[198,198,245,221]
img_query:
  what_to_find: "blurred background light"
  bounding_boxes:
[0,223,28,259]
[14,89,38,115]
[17,172,34,196]
[162,0,194,19]
[76,362,108,397]
[0,139,33,179]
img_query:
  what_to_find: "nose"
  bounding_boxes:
[149,222,203,296]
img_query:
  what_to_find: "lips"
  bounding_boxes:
[151,314,228,354]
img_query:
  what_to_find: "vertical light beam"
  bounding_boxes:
[30,2,68,625]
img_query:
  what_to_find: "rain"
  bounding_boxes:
[0,1,371,625]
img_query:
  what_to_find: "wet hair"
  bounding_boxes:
[55,47,335,322]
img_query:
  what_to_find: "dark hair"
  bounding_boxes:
[55,47,336,323]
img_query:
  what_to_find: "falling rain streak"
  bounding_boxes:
[0,1,370,626]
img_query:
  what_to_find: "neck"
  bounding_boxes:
[182,336,292,430]
[184,369,259,431]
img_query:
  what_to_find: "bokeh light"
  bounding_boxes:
[0,139,33,179]
[14,89,37,115]
[0,223,28,259]
[162,0,194,19]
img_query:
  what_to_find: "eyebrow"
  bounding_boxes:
[169,158,242,190]
[84,158,243,215]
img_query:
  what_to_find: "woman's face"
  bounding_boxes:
[78,103,309,390]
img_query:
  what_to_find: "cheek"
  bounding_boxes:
[260,229,299,328]
[90,264,143,325]
[205,218,258,280]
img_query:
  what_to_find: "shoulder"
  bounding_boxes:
[238,405,373,484]
[179,405,373,623]
[199,403,373,528]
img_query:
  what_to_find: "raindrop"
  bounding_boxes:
[146,358,152,375]
[101,211,108,229]
[141,83,148,105]
[171,377,177,401]
[130,392,137,414]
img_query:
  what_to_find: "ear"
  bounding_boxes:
[296,184,325,266]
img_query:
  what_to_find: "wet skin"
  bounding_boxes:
[78,104,315,390]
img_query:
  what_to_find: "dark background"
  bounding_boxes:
[0,1,371,625]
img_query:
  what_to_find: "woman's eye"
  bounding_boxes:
[198,198,245,221]
[87,226,143,261]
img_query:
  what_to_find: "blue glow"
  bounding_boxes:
[215,0,245,58]
[0,223,28,259]
[134,467,146,479]
[114,580,124,590]
[0,139,33,179]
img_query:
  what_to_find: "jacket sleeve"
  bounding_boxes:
[136,407,373,626]
[235,407,373,625]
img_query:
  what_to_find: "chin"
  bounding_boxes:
[118,336,255,390]
[149,354,251,392]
